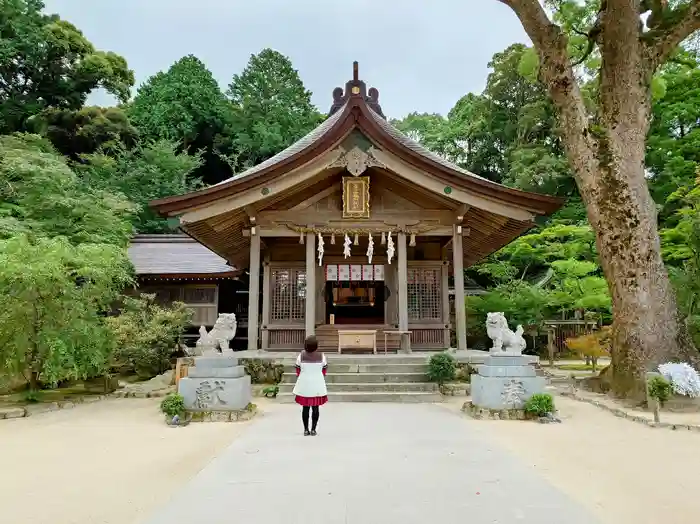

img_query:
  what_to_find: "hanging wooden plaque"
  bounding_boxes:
[342,176,370,218]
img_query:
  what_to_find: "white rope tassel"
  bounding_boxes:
[366,233,374,264]
[299,232,304,244]
[343,234,352,259]
[387,232,395,264]
[381,231,386,245]
[409,233,416,247]
[317,233,324,266]
[330,233,335,245]
[353,233,359,246]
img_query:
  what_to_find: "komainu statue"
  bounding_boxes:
[195,313,237,355]
[486,312,526,354]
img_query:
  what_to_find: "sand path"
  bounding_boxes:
[0,398,253,524]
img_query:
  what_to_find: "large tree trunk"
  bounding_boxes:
[498,0,700,397]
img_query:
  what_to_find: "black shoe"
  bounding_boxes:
[310,429,317,436]
[304,429,310,436]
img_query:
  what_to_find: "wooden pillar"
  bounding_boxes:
[247,233,261,350]
[261,256,271,350]
[305,232,316,338]
[441,260,450,349]
[397,232,409,352]
[452,225,467,351]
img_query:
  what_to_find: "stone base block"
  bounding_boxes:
[178,375,251,411]
[471,374,545,410]
[187,365,245,379]
[192,356,239,368]
[188,405,257,423]
[462,401,527,420]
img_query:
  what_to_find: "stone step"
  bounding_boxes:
[283,363,428,374]
[278,382,439,393]
[281,372,429,384]
[277,391,443,403]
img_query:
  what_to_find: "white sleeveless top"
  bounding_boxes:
[292,353,328,397]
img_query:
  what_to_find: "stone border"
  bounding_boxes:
[187,404,258,423]
[0,386,176,420]
[461,401,528,420]
[559,391,700,431]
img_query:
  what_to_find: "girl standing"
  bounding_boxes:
[293,335,328,436]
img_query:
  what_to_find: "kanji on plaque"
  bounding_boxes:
[338,265,350,281]
[325,264,338,281]
[362,265,374,281]
[350,264,363,281]
[373,265,384,281]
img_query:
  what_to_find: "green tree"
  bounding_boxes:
[76,140,202,233]
[0,133,135,244]
[128,55,233,184]
[0,235,133,390]
[25,106,139,159]
[226,48,323,167]
[497,0,700,395]
[0,0,134,133]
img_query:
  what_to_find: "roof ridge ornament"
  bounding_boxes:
[328,61,385,119]
[327,145,385,176]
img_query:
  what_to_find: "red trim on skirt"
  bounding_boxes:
[295,395,328,407]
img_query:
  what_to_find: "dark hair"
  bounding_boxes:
[304,335,318,352]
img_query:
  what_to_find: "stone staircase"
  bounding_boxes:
[277,356,442,403]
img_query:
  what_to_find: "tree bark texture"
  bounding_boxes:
[499,0,700,396]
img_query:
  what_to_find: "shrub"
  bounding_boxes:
[524,393,555,417]
[564,326,611,371]
[427,353,457,385]
[242,359,285,384]
[658,362,700,398]
[160,393,185,418]
[107,294,192,379]
[455,362,476,383]
[648,376,673,406]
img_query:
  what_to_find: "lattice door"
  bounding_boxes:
[407,267,442,321]
[271,268,306,323]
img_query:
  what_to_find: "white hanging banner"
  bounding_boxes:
[350,264,363,281]
[362,265,374,281]
[373,264,385,281]
[338,264,350,281]
[325,264,338,281]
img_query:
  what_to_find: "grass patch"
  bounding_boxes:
[555,364,598,372]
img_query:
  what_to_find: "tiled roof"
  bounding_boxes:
[366,107,489,181]
[128,235,235,276]
[211,104,348,186]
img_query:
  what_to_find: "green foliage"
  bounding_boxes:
[0,0,134,133]
[160,393,185,418]
[261,385,280,398]
[427,353,457,385]
[648,376,673,406]
[524,393,555,417]
[0,134,136,244]
[106,294,192,379]
[0,235,133,389]
[226,48,323,167]
[76,140,202,233]
[26,106,139,159]
[241,359,285,385]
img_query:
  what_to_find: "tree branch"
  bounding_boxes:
[644,0,700,70]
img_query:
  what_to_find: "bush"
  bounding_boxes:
[160,393,185,418]
[427,353,457,385]
[107,294,192,379]
[242,359,285,384]
[524,393,555,417]
[564,326,611,371]
[648,376,673,406]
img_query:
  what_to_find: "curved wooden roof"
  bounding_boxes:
[151,71,563,217]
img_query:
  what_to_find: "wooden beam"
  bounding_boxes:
[305,232,316,338]
[247,233,261,350]
[290,183,340,211]
[397,232,410,352]
[452,224,467,351]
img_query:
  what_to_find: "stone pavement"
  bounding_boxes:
[143,403,598,524]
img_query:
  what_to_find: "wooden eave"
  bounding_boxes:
[151,95,564,218]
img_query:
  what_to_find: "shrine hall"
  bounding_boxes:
[151,63,563,353]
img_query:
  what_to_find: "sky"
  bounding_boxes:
[42,0,529,119]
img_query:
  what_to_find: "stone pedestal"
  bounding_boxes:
[471,354,545,410]
[178,356,252,411]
